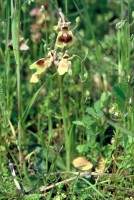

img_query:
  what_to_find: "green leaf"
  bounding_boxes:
[115,20,126,30]
[86,107,96,116]
[114,83,131,111]
[100,91,111,105]
[48,148,66,171]
[114,86,126,101]
[82,115,94,126]
[76,144,89,153]
[35,147,66,171]
[107,120,134,137]
[94,100,103,117]
[24,194,43,200]
[73,120,84,126]
[80,178,107,199]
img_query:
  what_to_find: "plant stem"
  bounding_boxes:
[46,112,53,173]
[11,0,22,163]
[58,75,70,171]
[80,64,84,116]
[117,0,130,83]
[5,0,10,109]
[81,0,101,63]
[65,0,68,16]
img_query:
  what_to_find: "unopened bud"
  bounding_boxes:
[76,16,80,24]
[41,5,45,13]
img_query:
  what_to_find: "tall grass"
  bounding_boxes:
[11,0,22,163]
[5,0,10,109]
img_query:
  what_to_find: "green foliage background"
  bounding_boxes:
[0,0,134,199]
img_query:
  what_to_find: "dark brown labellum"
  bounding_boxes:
[36,58,45,67]
[58,33,73,43]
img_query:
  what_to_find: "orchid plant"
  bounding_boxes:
[30,11,76,171]
[30,11,74,83]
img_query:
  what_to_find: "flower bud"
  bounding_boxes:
[76,16,80,24]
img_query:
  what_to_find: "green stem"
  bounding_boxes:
[80,65,84,116]
[117,1,131,83]
[117,29,121,83]
[11,0,22,163]
[46,112,53,173]
[58,75,70,171]
[5,0,10,109]
[17,0,22,164]
[65,0,68,15]
[80,62,85,144]
[82,0,101,63]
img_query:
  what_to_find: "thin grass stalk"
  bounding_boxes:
[124,21,130,77]
[118,0,123,83]
[73,0,101,62]
[11,0,22,163]
[58,75,70,171]
[117,0,131,82]
[131,111,134,164]
[117,29,121,83]
[80,177,106,199]
[127,0,133,167]
[80,63,84,116]
[5,0,10,109]
[80,50,88,116]
[126,0,130,77]
[17,0,22,164]
[46,112,53,173]
[117,2,123,82]
[80,59,86,144]
[113,0,132,167]
[65,0,68,15]
[82,0,101,63]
